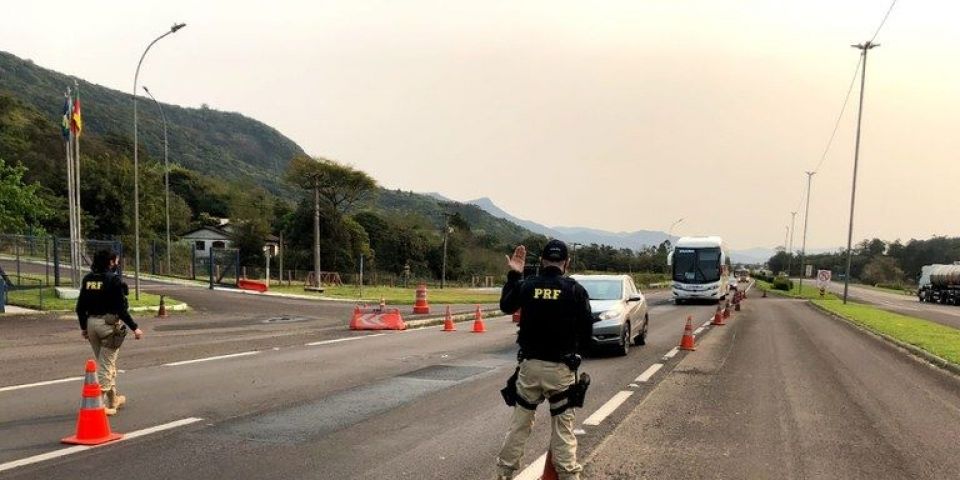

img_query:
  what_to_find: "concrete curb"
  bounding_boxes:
[130,303,190,313]
[805,300,960,377]
[405,309,504,329]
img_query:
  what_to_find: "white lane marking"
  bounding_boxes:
[163,351,260,367]
[0,376,81,394]
[693,327,704,335]
[663,347,679,359]
[583,391,634,426]
[701,320,712,328]
[514,452,547,480]
[305,333,385,346]
[634,363,664,383]
[0,417,203,474]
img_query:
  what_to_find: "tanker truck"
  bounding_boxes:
[917,263,960,305]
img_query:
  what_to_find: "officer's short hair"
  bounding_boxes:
[91,249,117,273]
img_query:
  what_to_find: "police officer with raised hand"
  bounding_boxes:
[495,239,595,480]
[76,249,143,416]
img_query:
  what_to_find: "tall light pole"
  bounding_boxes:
[798,171,815,294]
[667,218,684,239]
[132,22,186,299]
[843,41,878,304]
[440,212,453,289]
[142,86,171,277]
[786,211,797,276]
[570,242,583,272]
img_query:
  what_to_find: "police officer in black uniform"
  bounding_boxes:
[495,240,595,480]
[76,249,143,415]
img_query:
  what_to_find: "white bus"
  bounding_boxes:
[667,236,730,304]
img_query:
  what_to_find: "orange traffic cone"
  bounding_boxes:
[541,450,559,480]
[679,316,696,351]
[62,359,123,445]
[723,301,731,319]
[157,294,168,318]
[413,283,431,314]
[762,289,767,298]
[711,305,725,326]
[735,297,741,311]
[442,306,456,332]
[471,305,486,333]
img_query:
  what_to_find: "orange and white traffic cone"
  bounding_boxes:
[711,304,725,326]
[679,316,696,351]
[723,301,731,319]
[541,450,559,480]
[62,359,123,445]
[735,296,741,311]
[441,306,456,332]
[157,294,168,318]
[471,305,486,333]
[413,283,430,314]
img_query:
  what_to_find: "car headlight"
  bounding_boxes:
[598,310,622,320]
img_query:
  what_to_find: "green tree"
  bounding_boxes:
[860,256,905,286]
[285,154,377,212]
[0,157,51,234]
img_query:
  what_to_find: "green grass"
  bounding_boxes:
[268,284,500,305]
[856,283,914,296]
[3,273,183,311]
[813,299,960,366]
[755,279,838,300]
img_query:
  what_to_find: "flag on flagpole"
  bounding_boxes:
[71,97,82,137]
[61,95,72,139]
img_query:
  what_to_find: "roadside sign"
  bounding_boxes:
[805,264,813,278]
[816,269,832,288]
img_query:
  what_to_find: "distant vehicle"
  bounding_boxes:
[572,274,649,356]
[734,268,750,282]
[728,276,739,291]
[917,263,960,305]
[667,236,730,304]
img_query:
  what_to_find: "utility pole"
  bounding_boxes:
[798,171,815,294]
[571,242,583,272]
[309,176,323,291]
[786,211,797,277]
[441,212,452,289]
[843,41,878,304]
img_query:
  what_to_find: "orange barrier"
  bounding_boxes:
[349,304,407,330]
[157,294,168,318]
[711,305,725,326]
[413,284,430,314]
[541,450,559,480]
[679,316,696,351]
[441,306,456,332]
[238,279,268,292]
[62,359,123,445]
[471,305,486,333]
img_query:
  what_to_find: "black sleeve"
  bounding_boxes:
[499,270,525,314]
[76,281,89,331]
[110,276,138,330]
[573,283,595,351]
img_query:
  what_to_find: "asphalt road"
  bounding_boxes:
[824,281,960,329]
[0,288,722,479]
[586,295,960,479]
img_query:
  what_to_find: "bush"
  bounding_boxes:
[773,275,793,291]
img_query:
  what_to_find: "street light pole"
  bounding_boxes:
[798,171,815,294]
[142,86,171,277]
[843,41,878,304]
[667,218,684,239]
[786,211,797,276]
[132,22,186,299]
[570,242,583,273]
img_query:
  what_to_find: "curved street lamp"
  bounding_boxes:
[142,86,171,278]
[132,22,186,299]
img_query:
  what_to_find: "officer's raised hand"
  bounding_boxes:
[506,245,526,273]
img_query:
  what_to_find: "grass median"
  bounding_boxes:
[268,283,501,305]
[4,274,183,312]
[755,279,838,300]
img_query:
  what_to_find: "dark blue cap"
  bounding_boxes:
[541,239,569,262]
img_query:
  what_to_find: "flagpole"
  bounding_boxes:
[73,80,83,271]
[64,89,78,286]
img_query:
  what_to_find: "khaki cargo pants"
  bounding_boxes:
[86,315,123,394]
[496,359,581,480]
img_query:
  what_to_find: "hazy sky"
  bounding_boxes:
[2,1,957,250]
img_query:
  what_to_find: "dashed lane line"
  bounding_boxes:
[634,363,663,383]
[663,347,679,360]
[0,377,81,394]
[582,390,634,426]
[0,417,204,474]
[305,334,385,346]
[162,351,260,367]
[514,452,548,480]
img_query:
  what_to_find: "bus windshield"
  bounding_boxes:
[673,247,722,283]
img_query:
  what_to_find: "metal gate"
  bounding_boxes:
[208,248,240,289]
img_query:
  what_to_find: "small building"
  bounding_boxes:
[180,223,281,256]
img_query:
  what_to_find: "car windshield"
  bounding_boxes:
[578,279,623,301]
